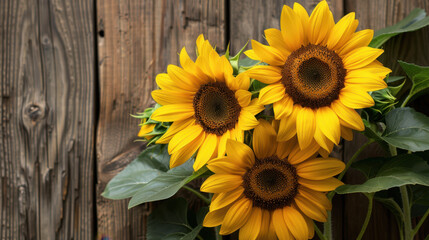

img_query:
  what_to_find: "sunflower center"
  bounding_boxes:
[282,44,346,109]
[242,156,298,211]
[193,82,241,136]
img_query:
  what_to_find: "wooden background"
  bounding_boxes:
[1,0,428,239]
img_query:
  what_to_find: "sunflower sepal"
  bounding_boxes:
[225,41,249,75]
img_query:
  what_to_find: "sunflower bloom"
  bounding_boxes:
[150,35,264,170]
[201,119,345,240]
[246,1,391,154]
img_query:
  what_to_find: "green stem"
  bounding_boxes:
[214,225,222,240]
[315,222,327,240]
[401,94,412,108]
[412,208,429,237]
[323,211,332,240]
[356,194,374,240]
[182,185,211,205]
[400,186,413,240]
[327,139,373,201]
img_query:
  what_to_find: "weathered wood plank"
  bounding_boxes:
[0,0,95,239]
[344,1,429,239]
[95,0,225,239]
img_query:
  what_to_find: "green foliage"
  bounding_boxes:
[399,61,429,105]
[335,154,429,194]
[147,198,212,240]
[370,8,429,48]
[101,144,209,209]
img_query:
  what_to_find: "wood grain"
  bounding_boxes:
[95,0,225,239]
[0,0,95,239]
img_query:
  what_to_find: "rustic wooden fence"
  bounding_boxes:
[1,0,428,239]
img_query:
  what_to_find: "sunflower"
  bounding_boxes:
[150,35,264,170]
[137,119,156,140]
[201,119,345,239]
[246,1,391,154]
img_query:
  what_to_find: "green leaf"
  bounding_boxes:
[387,76,406,84]
[146,198,209,240]
[399,61,429,104]
[101,144,170,199]
[128,165,209,208]
[336,154,429,194]
[146,198,191,240]
[382,107,429,151]
[370,8,429,48]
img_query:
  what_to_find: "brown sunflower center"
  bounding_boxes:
[193,82,241,136]
[281,44,346,109]
[242,156,298,210]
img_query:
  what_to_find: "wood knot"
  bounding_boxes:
[25,103,45,122]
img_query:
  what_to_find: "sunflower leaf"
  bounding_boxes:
[381,107,429,151]
[398,61,429,105]
[336,154,429,194]
[101,144,170,200]
[370,8,429,48]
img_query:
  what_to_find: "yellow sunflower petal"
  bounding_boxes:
[246,65,282,84]
[277,105,300,141]
[218,131,230,157]
[288,140,319,165]
[360,60,392,77]
[201,174,243,193]
[345,75,388,92]
[194,133,218,170]
[235,89,252,107]
[244,49,262,61]
[298,177,344,192]
[294,194,327,222]
[156,73,184,91]
[308,0,334,45]
[243,98,265,115]
[251,40,286,66]
[258,83,286,105]
[265,28,290,58]
[208,157,247,175]
[316,107,341,145]
[156,118,194,144]
[331,100,364,131]
[220,198,253,235]
[343,47,384,70]
[293,3,310,45]
[210,51,225,81]
[151,89,194,106]
[304,216,315,239]
[272,209,294,240]
[210,187,245,212]
[327,12,358,50]
[338,29,374,56]
[231,128,244,142]
[170,132,205,168]
[237,72,251,90]
[179,47,208,82]
[226,139,255,168]
[168,124,203,154]
[239,207,263,240]
[280,4,305,51]
[299,187,332,211]
[296,157,345,180]
[138,123,155,138]
[339,86,374,109]
[296,107,316,149]
[203,206,230,227]
[257,210,277,240]
[167,64,200,91]
[276,137,297,160]
[151,104,194,122]
[253,119,277,159]
[341,125,354,141]
[273,95,294,119]
[283,206,308,240]
[196,34,205,55]
[314,124,334,152]
[238,111,259,130]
